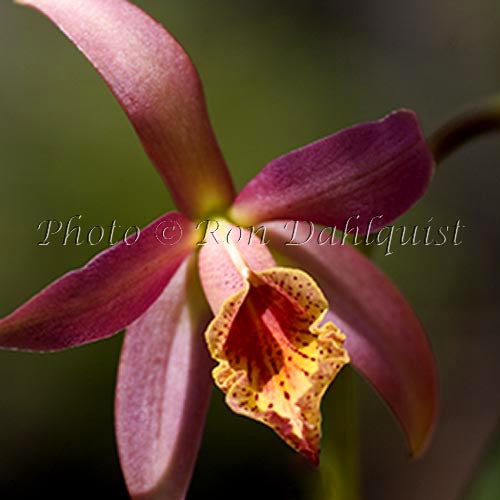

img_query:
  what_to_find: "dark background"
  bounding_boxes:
[0,0,499,498]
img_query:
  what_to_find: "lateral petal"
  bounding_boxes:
[0,212,195,351]
[230,110,434,234]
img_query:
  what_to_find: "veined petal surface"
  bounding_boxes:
[19,0,235,217]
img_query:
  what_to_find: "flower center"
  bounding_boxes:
[199,230,349,462]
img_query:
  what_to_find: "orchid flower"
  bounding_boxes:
[2,0,438,498]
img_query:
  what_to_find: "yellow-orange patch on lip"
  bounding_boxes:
[205,266,349,463]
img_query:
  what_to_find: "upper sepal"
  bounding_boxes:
[19,0,235,217]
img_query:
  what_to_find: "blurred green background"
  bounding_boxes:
[1,0,499,498]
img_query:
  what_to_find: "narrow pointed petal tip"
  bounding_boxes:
[198,227,349,462]
[0,212,195,351]
[116,257,213,500]
[266,222,438,457]
[231,110,434,234]
[19,0,235,217]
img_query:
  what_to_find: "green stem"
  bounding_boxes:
[461,418,500,500]
[428,96,500,164]
[313,367,360,500]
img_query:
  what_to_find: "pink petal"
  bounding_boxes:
[19,0,235,218]
[0,212,195,351]
[197,223,276,314]
[266,222,438,455]
[116,257,212,500]
[231,110,434,234]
